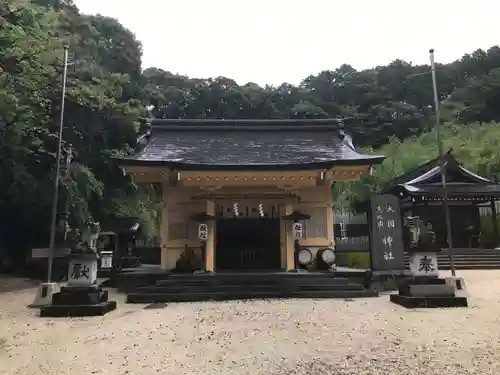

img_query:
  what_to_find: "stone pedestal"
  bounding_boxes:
[40,253,117,317]
[390,250,468,309]
[409,252,439,277]
[68,256,98,285]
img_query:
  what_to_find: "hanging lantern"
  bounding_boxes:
[233,202,240,217]
[198,223,208,241]
[292,221,303,239]
[258,203,265,218]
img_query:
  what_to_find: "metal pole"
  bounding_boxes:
[47,45,69,283]
[429,48,456,277]
[62,146,72,242]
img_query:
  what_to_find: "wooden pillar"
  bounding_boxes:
[205,200,215,272]
[491,199,499,245]
[160,184,169,270]
[284,203,295,270]
[326,203,334,247]
[280,206,286,269]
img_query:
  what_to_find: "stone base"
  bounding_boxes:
[97,269,113,278]
[39,300,117,317]
[29,282,61,308]
[390,294,468,308]
[39,284,117,317]
[52,285,108,306]
[445,276,467,292]
[405,284,456,297]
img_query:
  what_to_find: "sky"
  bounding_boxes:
[74,0,499,86]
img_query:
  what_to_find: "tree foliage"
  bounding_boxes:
[0,0,156,258]
[3,0,500,258]
[333,122,500,211]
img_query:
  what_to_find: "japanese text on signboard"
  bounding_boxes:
[375,202,397,262]
[369,194,405,271]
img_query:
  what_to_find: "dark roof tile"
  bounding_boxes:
[121,119,384,170]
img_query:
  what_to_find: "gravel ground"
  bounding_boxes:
[0,270,499,375]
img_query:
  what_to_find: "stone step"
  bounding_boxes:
[405,254,500,259]
[439,264,500,270]
[155,276,351,287]
[165,273,340,281]
[412,256,500,260]
[403,262,500,270]
[136,283,366,294]
[126,289,379,303]
[405,259,500,265]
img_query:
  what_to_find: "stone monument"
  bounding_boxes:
[40,222,117,317]
[390,216,468,308]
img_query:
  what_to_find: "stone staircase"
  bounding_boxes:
[125,272,378,303]
[404,248,500,270]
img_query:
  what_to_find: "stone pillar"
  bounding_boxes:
[205,200,215,272]
[284,203,295,270]
[160,185,169,270]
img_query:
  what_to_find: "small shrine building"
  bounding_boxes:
[119,119,384,272]
[386,151,500,249]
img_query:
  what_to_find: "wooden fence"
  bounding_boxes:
[334,211,370,252]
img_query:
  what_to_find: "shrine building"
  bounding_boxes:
[119,119,384,272]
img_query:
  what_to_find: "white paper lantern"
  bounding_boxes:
[198,223,208,241]
[258,203,264,218]
[233,202,239,217]
[292,222,303,239]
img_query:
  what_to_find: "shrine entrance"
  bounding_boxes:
[215,218,281,270]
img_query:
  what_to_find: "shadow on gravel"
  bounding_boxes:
[144,302,168,310]
[0,274,40,293]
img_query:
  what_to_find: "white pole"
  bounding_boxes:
[429,48,456,277]
[47,46,69,283]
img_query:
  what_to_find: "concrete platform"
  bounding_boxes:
[113,265,374,294]
[390,294,468,308]
[39,300,117,317]
[121,267,377,303]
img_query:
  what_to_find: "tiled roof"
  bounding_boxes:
[388,151,492,187]
[120,119,385,170]
[399,183,500,197]
[385,151,500,198]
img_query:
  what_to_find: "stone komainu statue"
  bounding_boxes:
[404,216,440,253]
[70,221,101,255]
